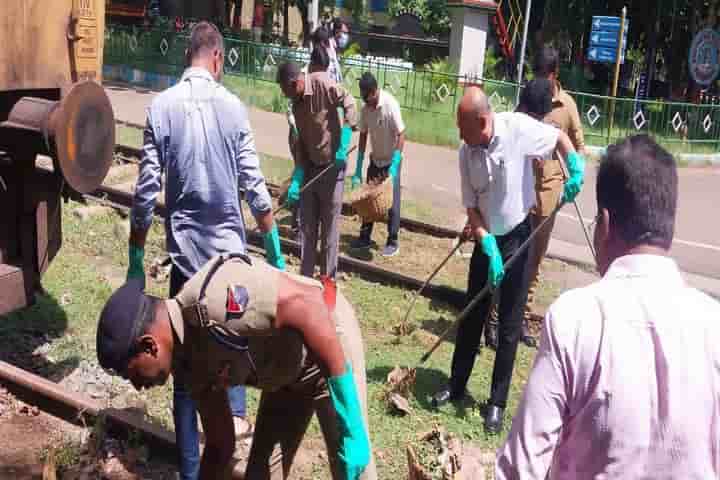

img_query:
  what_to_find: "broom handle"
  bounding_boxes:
[400,240,465,327]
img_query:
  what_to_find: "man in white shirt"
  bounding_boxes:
[350,72,406,257]
[496,134,720,479]
[431,86,584,435]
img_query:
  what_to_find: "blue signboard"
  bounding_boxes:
[587,46,624,63]
[588,15,629,64]
[592,16,622,31]
[589,30,627,49]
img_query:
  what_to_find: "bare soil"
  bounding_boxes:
[0,385,80,479]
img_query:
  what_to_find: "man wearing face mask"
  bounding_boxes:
[313,25,344,84]
[128,21,285,479]
[333,18,351,52]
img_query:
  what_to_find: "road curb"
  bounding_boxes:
[586,145,720,166]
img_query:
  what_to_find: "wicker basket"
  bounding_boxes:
[348,177,393,223]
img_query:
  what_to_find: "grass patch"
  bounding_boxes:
[338,272,538,477]
[221,74,462,148]
[220,72,720,153]
[41,437,83,472]
[0,201,557,478]
[116,124,143,148]
[258,152,294,184]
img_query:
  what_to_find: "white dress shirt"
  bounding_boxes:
[497,254,720,480]
[459,112,558,236]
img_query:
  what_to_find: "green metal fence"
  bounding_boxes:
[105,24,720,154]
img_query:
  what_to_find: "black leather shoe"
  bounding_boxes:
[484,405,504,434]
[485,323,498,350]
[522,323,537,348]
[431,388,463,408]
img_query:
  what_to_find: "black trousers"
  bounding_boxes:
[449,215,532,408]
[358,161,402,246]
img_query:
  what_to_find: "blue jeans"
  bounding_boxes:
[170,266,247,480]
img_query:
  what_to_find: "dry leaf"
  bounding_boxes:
[407,426,465,480]
[385,366,416,399]
[60,293,73,306]
[389,393,412,416]
[149,257,171,282]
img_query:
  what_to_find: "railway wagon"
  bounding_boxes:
[0,0,115,315]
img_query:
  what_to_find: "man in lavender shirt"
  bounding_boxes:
[496,135,720,479]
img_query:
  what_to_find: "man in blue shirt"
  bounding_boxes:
[127,21,285,479]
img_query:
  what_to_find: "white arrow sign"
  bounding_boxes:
[589,48,597,58]
[594,19,600,28]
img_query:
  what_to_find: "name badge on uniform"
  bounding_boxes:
[226,285,249,320]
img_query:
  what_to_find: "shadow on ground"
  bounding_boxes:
[0,290,79,382]
[367,365,483,419]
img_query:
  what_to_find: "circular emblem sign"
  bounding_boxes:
[689,28,720,86]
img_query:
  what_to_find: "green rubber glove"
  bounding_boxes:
[562,152,586,204]
[481,234,505,289]
[328,363,370,480]
[351,150,365,190]
[335,125,353,168]
[263,224,286,271]
[388,150,401,179]
[127,244,145,281]
[287,167,304,206]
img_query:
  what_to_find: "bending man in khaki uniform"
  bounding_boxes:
[524,46,585,339]
[96,254,376,480]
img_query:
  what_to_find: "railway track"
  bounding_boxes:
[6,139,556,476]
[2,144,469,480]
[111,142,464,240]
[105,143,468,308]
[0,360,247,478]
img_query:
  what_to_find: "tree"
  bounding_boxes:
[539,0,720,97]
[387,0,451,38]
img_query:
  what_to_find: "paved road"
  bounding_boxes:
[107,85,720,282]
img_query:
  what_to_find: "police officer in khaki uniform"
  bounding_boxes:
[524,46,585,328]
[486,46,587,350]
[96,254,376,480]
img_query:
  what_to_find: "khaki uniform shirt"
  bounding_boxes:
[166,255,323,397]
[535,82,585,216]
[292,71,357,171]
